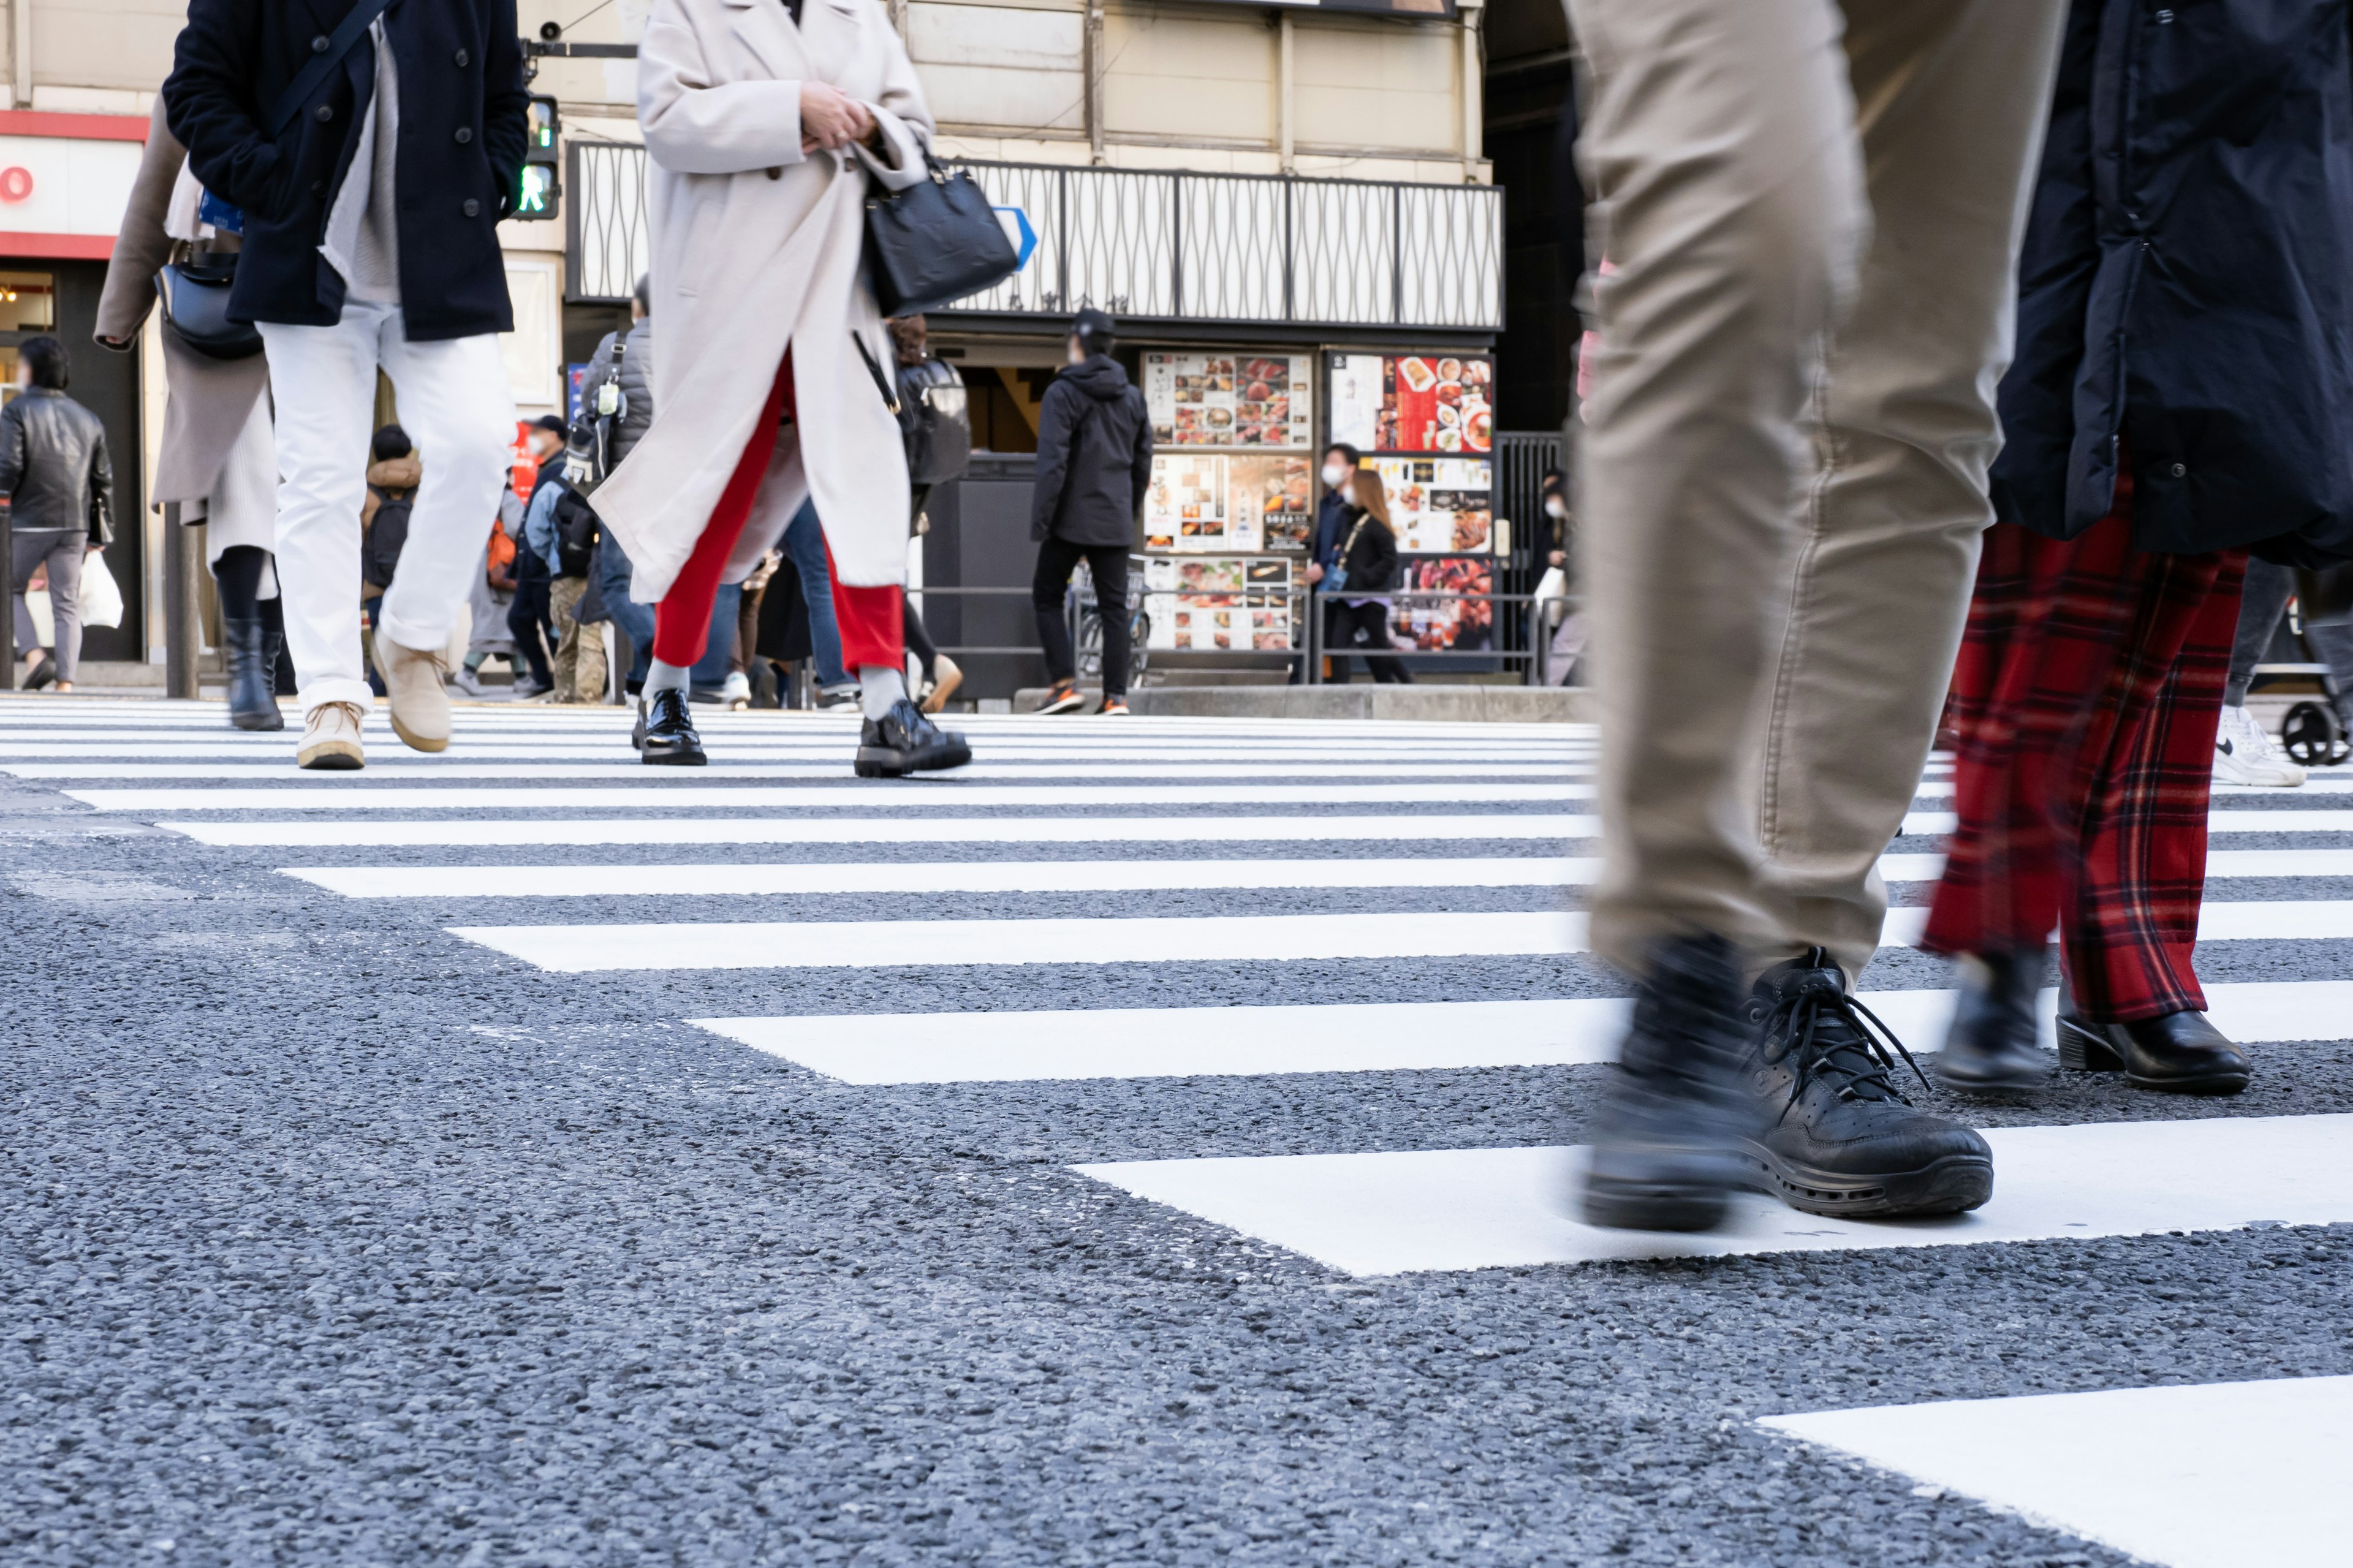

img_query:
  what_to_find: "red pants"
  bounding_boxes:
[1922,502,2245,1023]
[651,350,904,671]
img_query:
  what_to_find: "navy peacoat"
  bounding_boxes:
[162,0,528,343]
[1992,0,2353,564]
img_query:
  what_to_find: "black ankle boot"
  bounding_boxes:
[1934,948,2050,1096]
[2054,977,2249,1095]
[223,615,285,731]
[855,699,971,778]
[638,688,705,765]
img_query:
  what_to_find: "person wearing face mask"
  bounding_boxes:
[1325,467,1409,684]
[1292,442,1360,683]
[1029,308,1153,716]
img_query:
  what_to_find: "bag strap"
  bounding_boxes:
[264,0,401,140]
[851,331,903,416]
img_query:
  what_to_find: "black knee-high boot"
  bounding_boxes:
[222,616,284,730]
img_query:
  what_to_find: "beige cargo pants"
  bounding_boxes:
[1571,0,2068,983]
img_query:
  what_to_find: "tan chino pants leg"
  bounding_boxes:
[1751,0,2068,983]
[1569,0,2066,980]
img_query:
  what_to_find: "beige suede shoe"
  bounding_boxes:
[372,636,452,752]
[296,701,366,771]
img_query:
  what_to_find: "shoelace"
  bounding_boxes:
[1754,960,1930,1116]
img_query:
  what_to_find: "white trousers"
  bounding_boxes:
[194,393,280,594]
[259,301,513,711]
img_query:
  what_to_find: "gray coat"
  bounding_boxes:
[93,99,270,509]
[582,319,656,469]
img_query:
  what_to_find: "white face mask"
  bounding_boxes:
[1544,496,1567,520]
[1322,462,1350,490]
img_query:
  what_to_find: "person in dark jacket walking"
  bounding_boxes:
[1289,441,1360,684]
[581,276,657,696]
[2,337,112,692]
[1324,469,1410,685]
[164,0,528,768]
[1029,309,1152,716]
[1924,0,2353,1100]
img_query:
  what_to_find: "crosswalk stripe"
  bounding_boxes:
[1071,1113,2353,1274]
[169,812,1607,848]
[690,980,2353,1083]
[1760,1377,2352,1568]
[4,760,1599,781]
[445,901,2353,972]
[68,782,1603,812]
[0,742,1597,763]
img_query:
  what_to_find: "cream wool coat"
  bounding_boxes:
[591,0,932,602]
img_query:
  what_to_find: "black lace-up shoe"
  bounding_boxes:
[639,688,706,766]
[1741,950,1993,1218]
[856,699,972,778]
[1934,949,2052,1097]
[1579,933,1756,1232]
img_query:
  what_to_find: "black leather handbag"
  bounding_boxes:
[864,155,1020,317]
[156,255,263,360]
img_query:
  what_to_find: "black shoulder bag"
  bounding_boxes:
[156,0,399,362]
[863,153,1020,317]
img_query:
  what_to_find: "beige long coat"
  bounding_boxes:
[94,99,271,508]
[591,0,933,600]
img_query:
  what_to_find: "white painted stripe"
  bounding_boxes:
[448,911,1585,972]
[0,741,1596,763]
[694,980,2353,1085]
[1073,1114,2353,1274]
[1762,1377,2353,1568]
[173,813,1607,849]
[4,760,1597,781]
[69,782,1599,812]
[285,855,1604,898]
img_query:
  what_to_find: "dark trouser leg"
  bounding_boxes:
[1084,545,1131,697]
[214,545,269,619]
[733,582,762,676]
[507,579,554,687]
[902,596,938,682]
[2223,558,2294,706]
[1324,599,1351,683]
[1031,536,1082,684]
[1355,600,1412,683]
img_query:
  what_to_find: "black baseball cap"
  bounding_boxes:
[1071,308,1116,355]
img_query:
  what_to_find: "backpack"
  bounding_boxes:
[898,358,971,486]
[362,487,412,591]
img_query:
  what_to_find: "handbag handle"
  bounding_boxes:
[264,0,400,139]
[851,331,903,416]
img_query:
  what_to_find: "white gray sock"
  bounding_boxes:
[859,665,907,720]
[643,659,692,695]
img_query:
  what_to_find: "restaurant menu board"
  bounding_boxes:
[1365,456,1494,555]
[1327,352,1495,456]
[1143,352,1313,449]
[1390,556,1495,653]
[1145,452,1314,553]
[1142,556,1297,651]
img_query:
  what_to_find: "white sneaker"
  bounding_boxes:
[2214,703,2306,787]
[719,670,752,709]
[817,683,862,712]
[296,701,366,770]
[449,665,493,699]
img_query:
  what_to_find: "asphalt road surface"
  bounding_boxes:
[2,697,2346,1567]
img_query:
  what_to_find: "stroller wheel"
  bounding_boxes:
[2281,700,2344,767]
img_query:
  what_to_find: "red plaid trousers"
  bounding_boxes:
[1921,501,2246,1023]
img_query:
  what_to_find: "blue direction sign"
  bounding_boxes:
[994,206,1039,270]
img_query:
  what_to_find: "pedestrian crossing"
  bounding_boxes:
[6,694,2346,1567]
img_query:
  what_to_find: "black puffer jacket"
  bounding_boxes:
[582,319,655,470]
[0,388,113,542]
[1031,355,1153,546]
[1333,507,1400,596]
[1993,0,2353,563]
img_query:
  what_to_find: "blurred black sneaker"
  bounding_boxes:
[856,699,971,778]
[639,687,705,766]
[1036,678,1089,714]
[1935,949,2052,1097]
[1579,933,1755,1232]
[1741,950,1993,1218]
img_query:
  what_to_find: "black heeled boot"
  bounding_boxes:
[2053,975,2250,1094]
[223,615,286,731]
[1934,948,2050,1096]
[638,687,705,765]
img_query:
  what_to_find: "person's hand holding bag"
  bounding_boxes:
[800,81,876,154]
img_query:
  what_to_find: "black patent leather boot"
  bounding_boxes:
[223,615,286,731]
[1934,949,2050,1097]
[2054,976,2250,1095]
[638,687,706,765]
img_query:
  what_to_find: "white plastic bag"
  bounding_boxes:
[79,551,125,629]
[1534,564,1569,629]
[22,587,53,647]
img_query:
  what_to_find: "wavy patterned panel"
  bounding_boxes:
[566,142,651,303]
[1398,183,1503,330]
[1175,176,1286,322]
[1064,168,1175,317]
[1290,180,1395,327]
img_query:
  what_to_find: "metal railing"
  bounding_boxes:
[563,148,1502,330]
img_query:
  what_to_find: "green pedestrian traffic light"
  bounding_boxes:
[514,94,560,220]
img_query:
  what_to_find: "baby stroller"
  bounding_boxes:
[2250,593,2352,765]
